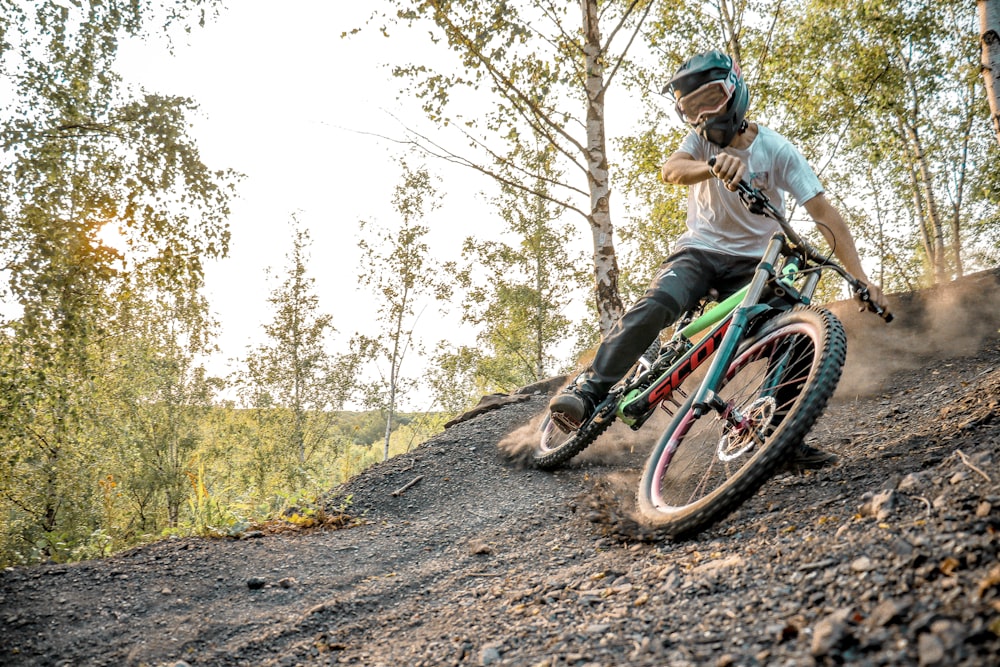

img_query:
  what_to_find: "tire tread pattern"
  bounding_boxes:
[532,404,617,470]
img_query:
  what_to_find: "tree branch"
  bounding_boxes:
[346,119,590,222]
[426,3,589,160]
[600,0,649,80]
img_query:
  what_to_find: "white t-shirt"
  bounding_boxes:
[675,125,824,257]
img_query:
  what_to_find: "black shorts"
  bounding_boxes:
[642,246,760,315]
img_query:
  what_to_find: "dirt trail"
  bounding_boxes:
[2,270,1000,667]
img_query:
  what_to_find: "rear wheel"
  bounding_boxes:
[532,402,616,470]
[636,306,846,537]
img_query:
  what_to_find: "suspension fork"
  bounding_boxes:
[691,234,787,418]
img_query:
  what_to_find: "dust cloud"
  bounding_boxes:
[832,269,1000,399]
[497,405,670,539]
[497,403,673,469]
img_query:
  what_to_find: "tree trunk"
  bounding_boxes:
[581,0,624,335]
[383,354,397,462]
[292,297,305,466]
[950,88,976,280]
[917,159,946,281]
[980,0,1000,146]
[905,161,932,266]
[532,193,546,381]
[384,287,407,462]
[43,447,59,535]
[718,0,743,68]
[904,123,947,282]
[383,402,394,463]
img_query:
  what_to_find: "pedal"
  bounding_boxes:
[550,411,582,433]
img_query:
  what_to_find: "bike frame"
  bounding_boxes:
[614,232,818,429]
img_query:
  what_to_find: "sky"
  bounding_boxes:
[116,1,512,394]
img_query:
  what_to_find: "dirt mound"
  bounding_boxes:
[2,270,1000,667]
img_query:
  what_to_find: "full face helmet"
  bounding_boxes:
[663,50,749,148]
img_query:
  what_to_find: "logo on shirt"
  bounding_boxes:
[749,171,769,189]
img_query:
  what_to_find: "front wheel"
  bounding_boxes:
[636,306,847,537]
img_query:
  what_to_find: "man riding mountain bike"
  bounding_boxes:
[549,49,890,468]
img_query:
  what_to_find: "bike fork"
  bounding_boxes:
[691,234,787,418]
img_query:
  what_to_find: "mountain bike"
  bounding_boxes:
[533,159,891,537]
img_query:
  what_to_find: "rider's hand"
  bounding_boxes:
[710,153,747,192]
[857,281,890,317]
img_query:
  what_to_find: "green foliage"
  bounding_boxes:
[356,161,450,460]
[433,141,587,412]
[427,343,492,415]
[767,0,992,282]
[233,221,354,493]
[0,1,233,566]
[624,0,996,292]
[0,384,444,566]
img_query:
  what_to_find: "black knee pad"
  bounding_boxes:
[639,291,682,326]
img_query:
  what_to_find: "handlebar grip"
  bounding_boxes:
[866,302,894,323]
[873,304,894,323]
[707,156,752,193]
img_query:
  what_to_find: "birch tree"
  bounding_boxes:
[436,141,585,406]
[353,0,656,335]
[356,163,449,461]
[982,0,1000,146]
[235,223,349,490]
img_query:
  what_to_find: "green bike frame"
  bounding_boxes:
[617,233,821,426]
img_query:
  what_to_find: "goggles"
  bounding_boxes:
[674,78,735,125]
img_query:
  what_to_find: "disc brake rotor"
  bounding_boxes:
[716,396,777,462]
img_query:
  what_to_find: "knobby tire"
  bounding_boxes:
[533,403,617,470]
[636,306,847,537]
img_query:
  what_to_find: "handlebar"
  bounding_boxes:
[707,157,892,323]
